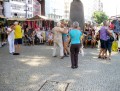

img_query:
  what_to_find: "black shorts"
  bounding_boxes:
[14,38,22,45]
[100,39,107,49]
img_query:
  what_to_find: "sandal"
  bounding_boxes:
[98,56,101,58]
[101,56,106,59]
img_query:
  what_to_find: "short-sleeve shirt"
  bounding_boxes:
[7,28,14,39]
[69,29,82,44]
[14,25,22,39]
[99,26,108,41]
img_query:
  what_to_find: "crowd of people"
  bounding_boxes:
[6,21,55,55]
[51,20,120,69]
[23,26,54,46]
[4,20,120,69]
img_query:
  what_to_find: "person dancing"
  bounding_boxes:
[69,21,82,69]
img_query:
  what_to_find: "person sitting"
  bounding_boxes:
[24,28,33,45]
[85,31,92,48]
[36,30,44,44]
[48,32,53,46]
[84,24,91,48]
[41,30,46,42]
[31,30,36,45]
[91,28,97,48]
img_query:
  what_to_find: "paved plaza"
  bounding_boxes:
[0,45,120,91]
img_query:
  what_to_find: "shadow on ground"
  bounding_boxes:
[0,45,120,91]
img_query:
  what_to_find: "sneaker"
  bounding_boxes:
[71,66,75,69]
[98,56,101,59]
[64,55,69,57]
[75,66,78,68]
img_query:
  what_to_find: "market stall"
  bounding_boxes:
[27,15,54,30]
[26,15,54,44]
[7,18,26,26]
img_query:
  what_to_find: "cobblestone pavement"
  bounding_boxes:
[0,45,120,91]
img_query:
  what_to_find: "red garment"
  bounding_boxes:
[109,23,115,30]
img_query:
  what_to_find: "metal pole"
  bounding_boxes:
[25,4,28,18]
[53,9,56,21]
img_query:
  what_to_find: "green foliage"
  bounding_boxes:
[92,11,108,24]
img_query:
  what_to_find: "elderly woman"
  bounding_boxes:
[48,32,53,46]
[69,21,82,69]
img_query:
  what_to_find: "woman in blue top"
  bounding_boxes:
[62,23,70,57]
[69,21,82,69]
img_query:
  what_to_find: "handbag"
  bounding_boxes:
[110,36,114,42]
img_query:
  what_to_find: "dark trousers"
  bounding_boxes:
[70,44,80,67]
[106,39,112,53]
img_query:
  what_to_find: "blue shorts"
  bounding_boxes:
[63,36,68,42]
[14,38,22,45]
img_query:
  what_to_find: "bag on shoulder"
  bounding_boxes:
[110,36,114,42]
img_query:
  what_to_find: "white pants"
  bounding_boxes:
[37,36,43,43]
[8,38,15,53]
[53,41,64,57]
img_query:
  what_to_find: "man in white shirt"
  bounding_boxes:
[7,24,15,54]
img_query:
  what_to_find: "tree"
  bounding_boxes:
[92,11,108,24]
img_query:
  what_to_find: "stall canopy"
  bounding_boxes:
[0,15,6,19]
[7,18,26,21]
[27,15,48,21]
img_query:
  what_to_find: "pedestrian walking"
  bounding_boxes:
[7,24,15,54]
[13,22,23,55]
[69,21,82,69]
